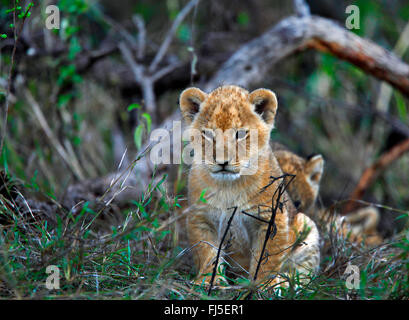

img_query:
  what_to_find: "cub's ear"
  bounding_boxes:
[304,154,324,184]
[249,88,278,126]
[179,87,207,124]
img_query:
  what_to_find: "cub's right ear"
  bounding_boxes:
[305,154,324,185]
[249,88,278,127]
[179,87,207,124]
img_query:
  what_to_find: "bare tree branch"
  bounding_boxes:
[293,0,311,17]
[343,138,409,214]
[149,0,200,72]
[132,14,146,61]
[119,42,157,121]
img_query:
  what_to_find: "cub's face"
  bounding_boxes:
[275,150,324,213]
[179,85,278,181]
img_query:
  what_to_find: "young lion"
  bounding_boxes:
[271,143,324,215]
[179,85,320,288]
[272,145,382,246]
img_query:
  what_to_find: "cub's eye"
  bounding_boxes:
[202,129,215,141]
[236,129,248,140]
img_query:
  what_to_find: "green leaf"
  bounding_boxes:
[395,213,409,221]
[57,93,73,108]
[199,188,207,203]
[72,136,81,146]
[237,11,249,26]
[57,64,76,85]
[68,36,82,60]
[134,124,144,150]
[155,174,168,190]
[394,91,407,122]
[127,103,141,112]
[176,23,190,43]
[141,113,151,133]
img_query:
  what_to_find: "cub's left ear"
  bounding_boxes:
[304,154,324,184]
[249,88,278,126]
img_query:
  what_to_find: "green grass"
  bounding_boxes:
[0,171,408,300]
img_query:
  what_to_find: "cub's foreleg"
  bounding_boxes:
[187,213,225,286]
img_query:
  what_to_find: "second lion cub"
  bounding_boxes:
[179,85,320,288]
[272,144,382,246]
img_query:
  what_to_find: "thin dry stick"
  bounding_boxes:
[239,174,296,300]
[253,174,295,282]
[208,206,238,295]
[206,173,295,297]
[24,90,85,180]
[343,138,409,214]
[149,0,200,72]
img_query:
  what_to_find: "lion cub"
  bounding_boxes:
[179,85,320,288]
[272,145,382,246]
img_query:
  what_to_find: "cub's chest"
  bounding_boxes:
[201,205,261,250]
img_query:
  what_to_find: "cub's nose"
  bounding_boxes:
[216,160,229,169]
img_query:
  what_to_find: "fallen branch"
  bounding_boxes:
[207,15,409,95]
[343,138,409,214]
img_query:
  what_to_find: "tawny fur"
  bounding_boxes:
[179,85,320,288]
[272,145,383,247]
